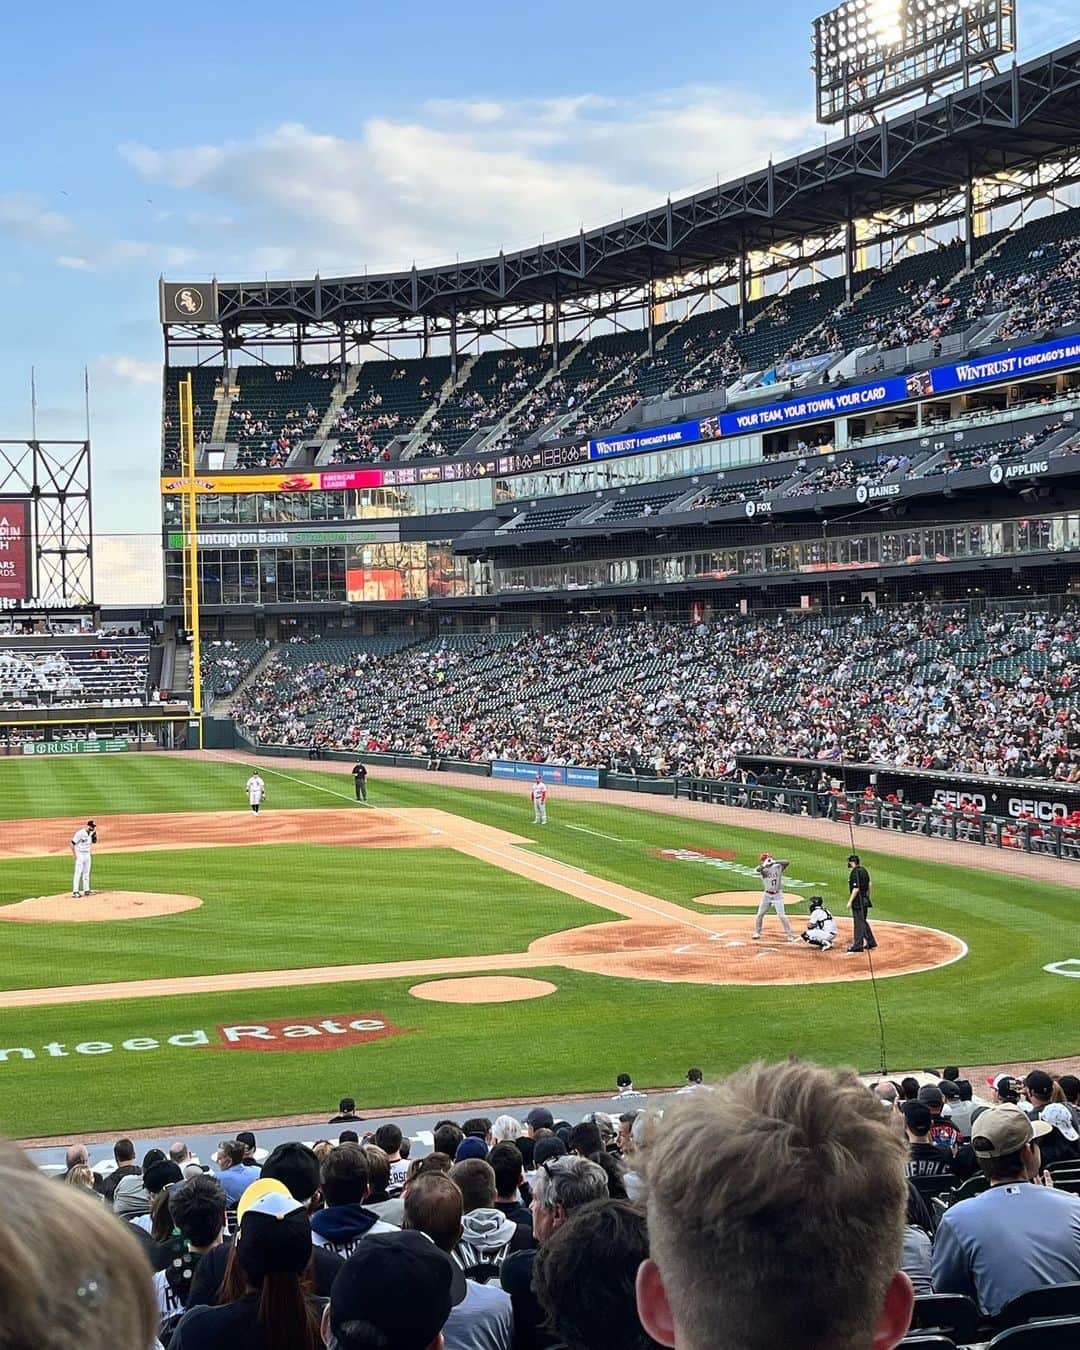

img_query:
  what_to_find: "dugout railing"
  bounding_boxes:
[673,779,1080,863]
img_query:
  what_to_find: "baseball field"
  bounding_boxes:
[0,751,1075,1140]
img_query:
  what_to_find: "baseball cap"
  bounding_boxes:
[971,1104,1052,1158]
[454,1137,489,1162]
[1041,1103,1080,1143]
[1024,1070,1053,1099]
[143,1159,183,1194]
[900,1101,932,1134]
[237,1176,291,1224]
[262,1141,321,1202]
[917,1084,945,1109]
[987,1073,1020,1095]
[759,852,772,862]
[526,1107,554,1131]
[235,1190,312,1282]
[937,1080,960,1100]
[329,1230,460,1348]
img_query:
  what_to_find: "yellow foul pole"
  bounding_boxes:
[178,374,203,747]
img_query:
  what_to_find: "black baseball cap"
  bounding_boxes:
[901,1101,932,1134]
[526,1107,554,1130]
[261,1141,320,1202]
[329,1231,461,1347]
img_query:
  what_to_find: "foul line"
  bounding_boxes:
[565,824,626,842]
[460,839,719,940]
[252,764,373,809]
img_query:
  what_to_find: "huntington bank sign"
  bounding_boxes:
[0,1014,410,1066]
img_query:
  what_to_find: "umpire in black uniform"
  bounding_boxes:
[352,761,368,801]
[845,853,877,954]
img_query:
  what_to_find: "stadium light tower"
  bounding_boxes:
[813,0,1016,132]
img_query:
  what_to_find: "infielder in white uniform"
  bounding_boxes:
[752,852,797,941]
[801,896,838,951]
[531,775,548,825]
[71,819,97,896]
[246,772,266,815]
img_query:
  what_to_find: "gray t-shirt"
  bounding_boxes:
[932,1182,1080,1316]
[443,1280,514,1350]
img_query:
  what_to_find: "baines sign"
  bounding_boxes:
[0,1013,410,1066]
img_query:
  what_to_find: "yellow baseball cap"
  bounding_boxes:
[236,1176,290,1225]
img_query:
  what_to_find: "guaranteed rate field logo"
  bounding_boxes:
[0,1013,411,1066]
[652,848,826,891]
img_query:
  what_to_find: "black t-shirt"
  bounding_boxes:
[849,865,871,904]
[352,764,366,779]
[186,1236,342,1309]
[905,1143,954,1177]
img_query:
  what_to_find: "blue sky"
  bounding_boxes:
[0,1,1073,600]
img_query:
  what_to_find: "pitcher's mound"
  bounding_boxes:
[410,976,557,1004]
[0,891,204,924]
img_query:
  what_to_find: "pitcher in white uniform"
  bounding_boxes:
[246,772,266,815]
[752,852,797,941]
[70,819,97,896]
[531,775,548,825]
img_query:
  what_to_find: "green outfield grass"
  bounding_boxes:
[0,753,1075,1137]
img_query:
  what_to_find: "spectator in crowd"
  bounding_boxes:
[534,1199,662,1350]
[677,1069,704,1094]
[901,1101,955,1177]
[931,1105,1080,1316]
[450,1158,534,1278]
[63,1141,103,1190]
[323,1230,456,1350]
[373,1122,410,1193]
[1035,1103,1080,1167]
[133,1159,184,1235]
[64,1163,100,1197]
[102,1136,140,1202]
[170,1188,323,1349]
[0,1137,158,1350]
[1060,1074,1080,1132]
[917,1084,961,1152]
[489,1143,532,1228]
[330,1097,360,1124]
[1022,1069,1054,1118]
[989,1074,1023,1106]
[189,1151,344,1307]
[236,1132,260,1166]
[635,1060,914,1350]
[215,1140,261,1206]
[154,1174,228,1331]
[310,1143,398,1258]
[403,1172,514,1349]
[501,1156,608,1350]
[436,1121,467,1160]
[490,1115,525,1144]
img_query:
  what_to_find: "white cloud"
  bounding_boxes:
[121,86,818,277]
[94,534,162,605]
[56,255,92,271]
[0,193,75,243]
[95,354,160,386]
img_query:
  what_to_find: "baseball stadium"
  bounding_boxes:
[3,5,1080,1347]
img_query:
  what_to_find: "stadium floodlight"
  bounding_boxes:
[813,0,1016,130]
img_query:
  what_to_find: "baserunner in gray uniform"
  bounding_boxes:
[752,852,798,941]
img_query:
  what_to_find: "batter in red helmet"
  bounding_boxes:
[752,851,798,942]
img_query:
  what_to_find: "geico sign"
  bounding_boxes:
[932,790,987,811]
[1007,798,1070,821]
[0,1014,409,1064]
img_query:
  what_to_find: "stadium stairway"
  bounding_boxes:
[487,340,586,450]
[315,367,353,441]
[403,355,477,458]
[211,376,234,442]
[171,643,192,702]
[213,642,278,712]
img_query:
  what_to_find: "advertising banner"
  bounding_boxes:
[589,334,1080,461]
[22,739,130,756]
[491,760,601,788]
[167,525,398,549]
[0,499,31,602]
